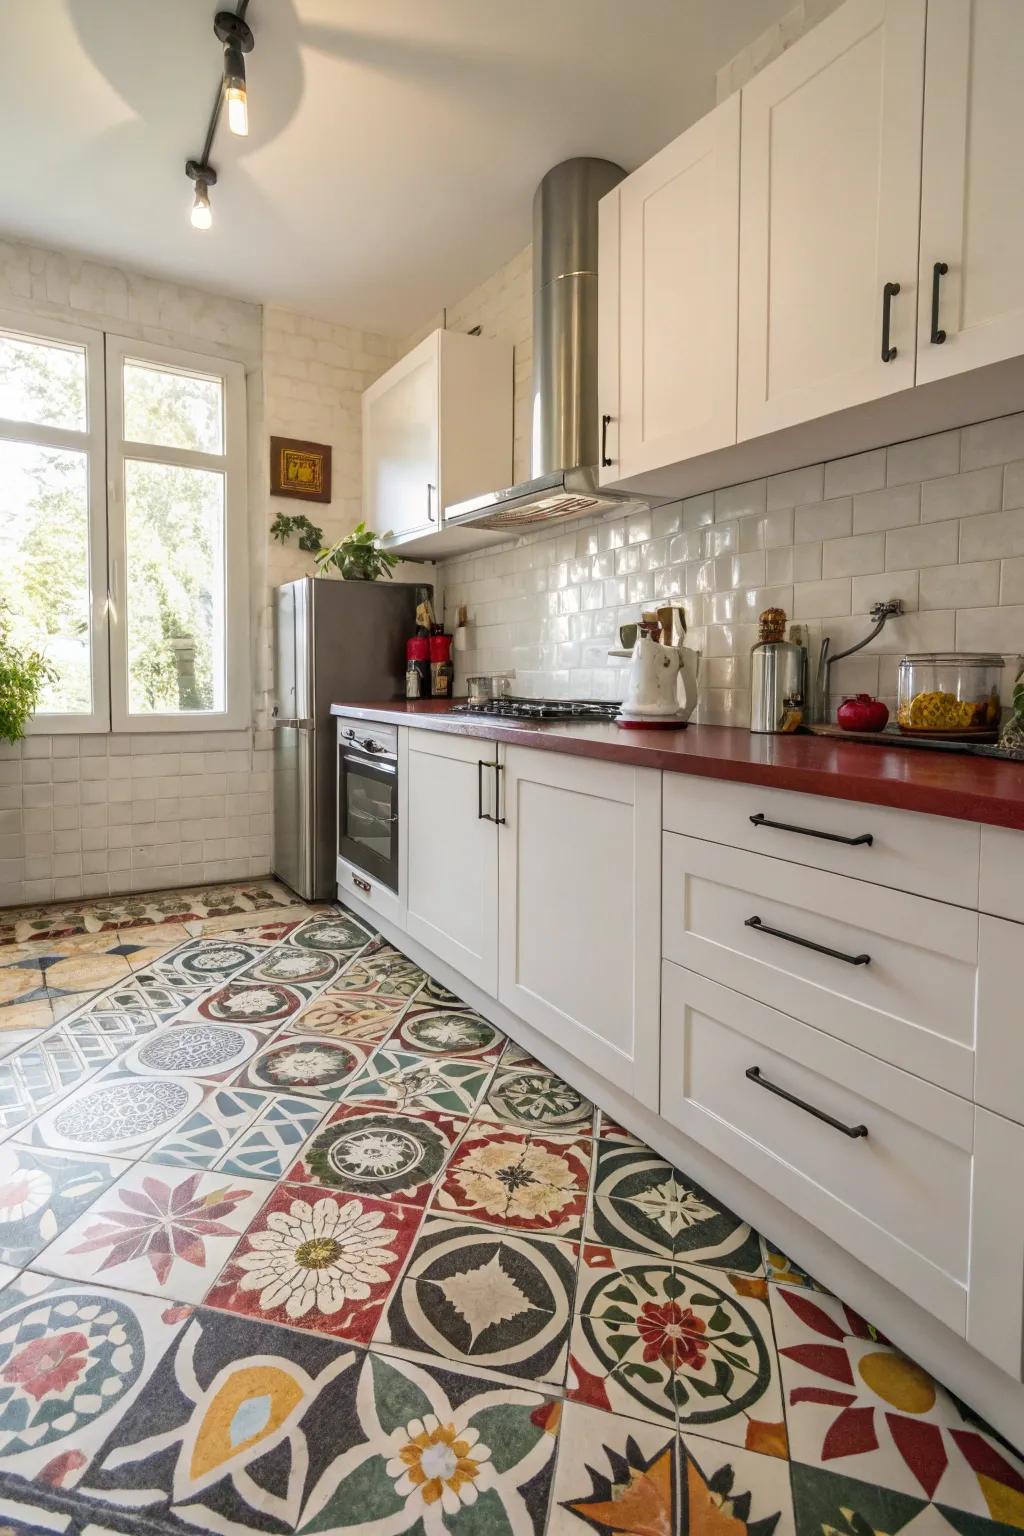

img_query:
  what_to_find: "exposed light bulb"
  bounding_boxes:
[226,83,248,136]
[191,178,212,230]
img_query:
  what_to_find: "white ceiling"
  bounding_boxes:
[0,0,791,337]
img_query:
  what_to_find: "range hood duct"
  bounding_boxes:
[446,157,645,532]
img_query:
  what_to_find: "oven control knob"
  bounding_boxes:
[362,738,383,753]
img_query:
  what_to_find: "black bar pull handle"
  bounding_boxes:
[749,812,872,847]
[601,413,613,468]
[745,914,871,967]
[930,261,948,345]
[881,281,900,362]
[746,1066,868,1139]
[493,761,506,825]
[477,759,489,821]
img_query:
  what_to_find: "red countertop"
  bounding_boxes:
[331,700,1024,831]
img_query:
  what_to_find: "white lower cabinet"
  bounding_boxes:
[404,732,500,995]
[660,961,974,1335]
[497,746,662,1109]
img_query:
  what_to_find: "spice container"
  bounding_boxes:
[896,652,1003,735]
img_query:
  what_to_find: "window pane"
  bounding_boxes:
[125,459,225,714]
[0,332,86,431]
[123,361,224,454]
[0,441,92,713]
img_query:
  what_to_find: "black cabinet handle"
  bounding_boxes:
[493,761,506,825]
[881,281,900,362]
[478,760,501,823]
[746,1066,868,1139]
[749,812,872,847]
[427,483,436,522]
[930,261,948,345]
[745,914,871,967]
[601,414,613,468]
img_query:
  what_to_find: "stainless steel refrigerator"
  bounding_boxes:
[272,577,430,900]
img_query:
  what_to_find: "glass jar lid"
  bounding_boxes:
[899,652,1003,666]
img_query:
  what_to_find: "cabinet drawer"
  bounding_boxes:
[662,775,980,907]
[977,916,1024,1125]
[663,833,978,1096]
[980,825,1024,924]
[661,962,973,1335]
[337,857,404,929]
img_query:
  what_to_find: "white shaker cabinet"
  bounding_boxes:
[736,0,925,438]
[917,0,1024,383]
[497,747,661,1109]
[405,732,501,994]
[362,328,511,543]
[599,94,740,484]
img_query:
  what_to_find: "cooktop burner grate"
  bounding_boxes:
[450,696,621,722]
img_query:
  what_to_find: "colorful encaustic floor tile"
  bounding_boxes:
[772,1284,1024,1521]
[206,1182,422,1344]
[0,878,1020,1536]
[431,1126,591,1237]
[376,1214,575,1386]
[568,1244,786,1452]
[74,1312,559,1536]
[478,1062,596,1135]
[233,1032,372,1098]
[34,1161,269,1302]
[586,1139,764,1271]
[286,1101,466,1208]
[344,1045,493,1117]
[549,1399,796,1536]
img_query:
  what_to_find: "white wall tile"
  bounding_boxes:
[961,413,1024,471]
[794,500,852,544]
[921,466,1003,524]
[1000,558,1024,605]
[822,533,885,579]
[852,483,920,534]
[955,605,1024,653]
[766,464,824,511]
[885,520,959,571]
[886,430,960,486]
[959,508,1024,562]
[793,578,852,619]
[824,448,886,499]
[919,562,1000,611]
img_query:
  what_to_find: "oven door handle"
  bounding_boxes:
[342,751,397,776]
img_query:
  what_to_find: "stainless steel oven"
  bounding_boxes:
[337,721,399,891]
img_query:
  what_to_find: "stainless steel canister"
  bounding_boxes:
[750,641,807,733]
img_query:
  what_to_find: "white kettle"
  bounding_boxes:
[611,631,702,726]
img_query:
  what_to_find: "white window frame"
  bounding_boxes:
[105,335,250,733]
[0,309,109,733]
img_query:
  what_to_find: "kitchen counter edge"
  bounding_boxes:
[330,701,1024,831]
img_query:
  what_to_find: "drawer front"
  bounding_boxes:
[663,833,978,1096]
[980,825,1024,924]
[663,775,980,908]
[337,857,405,929]
[976,916,1024,1124]
[661,961,973,1334]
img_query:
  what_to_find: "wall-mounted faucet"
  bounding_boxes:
[816,600,904,720]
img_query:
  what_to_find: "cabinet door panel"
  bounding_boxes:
[363,337,439,539]
[405,733,498,994]
[918,0,1024,382]
[498,748,660,1108]
[617,94,739,475]
[738,0,925,438]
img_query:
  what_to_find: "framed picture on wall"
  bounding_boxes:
[270,436,332,503]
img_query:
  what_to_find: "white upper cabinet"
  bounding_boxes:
[363,329,511,542]
[599,95,740,483]
[737,0,925,439]
[917,0,1024,383]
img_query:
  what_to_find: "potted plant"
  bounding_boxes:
[0,604,56,744]
[315,522,400,582]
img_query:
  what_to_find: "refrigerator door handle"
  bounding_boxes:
[274,719,314,731]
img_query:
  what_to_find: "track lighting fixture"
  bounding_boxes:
[214,10,254,137]
[183,3,254,230]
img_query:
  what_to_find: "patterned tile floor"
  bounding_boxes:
[0,883,1017,1534]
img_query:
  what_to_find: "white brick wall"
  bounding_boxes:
[439,422,1024,728]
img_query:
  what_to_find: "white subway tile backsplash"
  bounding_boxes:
[961,413,1024,471]
[822,533,885,579]
[766,464,824,512]
[887,430,960,486]
[955,605,1024,653]
[852,483,920,534]
[795,500,852,544]
[886,520,959,571]
[793,578,853,619]
[1003,460,1024,510]
[1000,558,1024,605]
[921,466,1003,524]
[851,570,920,614]
[959,508,1024,562]
[824,448,886,499]
[919,561,1000,612]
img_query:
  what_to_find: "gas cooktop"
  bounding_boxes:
[450,696,620,722]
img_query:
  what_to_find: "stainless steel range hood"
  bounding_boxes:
[446,157,640,532]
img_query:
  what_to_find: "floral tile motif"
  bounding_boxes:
[290,913,374,954]
[377,1215,575,1385]
[587,1141,763,1272]
[4,879,303,945]
[392,1003,507,1062]
[761,1235,830,1292]
[19,1072,209,1157]
[500,1042,549,1069]
[0,1269,188,1492]
[479,1064,596,1135]
[415,972,467,1008]
[35,1162,269,1303]
[216,1095,328,1180]
[144,938,268,989]
[341,937,427,995]
[147,1087,268,1169]
[344,1046,493,1117]
[75,1303,362,1533]
[288,1102,466,1207]
[234,942,341,987]
[432,1128,591,1237]
[233,1033,371,1098]
[549,1400,796,1536]
[772,1286,1024,1518]
[182,978,313,1029]
[206,1182,421,1344]
[290,984,410,1044]
[569,1246,786,1450]
[789,1462,1005,1536]
[0,1145,127,1267]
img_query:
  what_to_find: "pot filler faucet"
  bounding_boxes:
[816,600,904,719]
